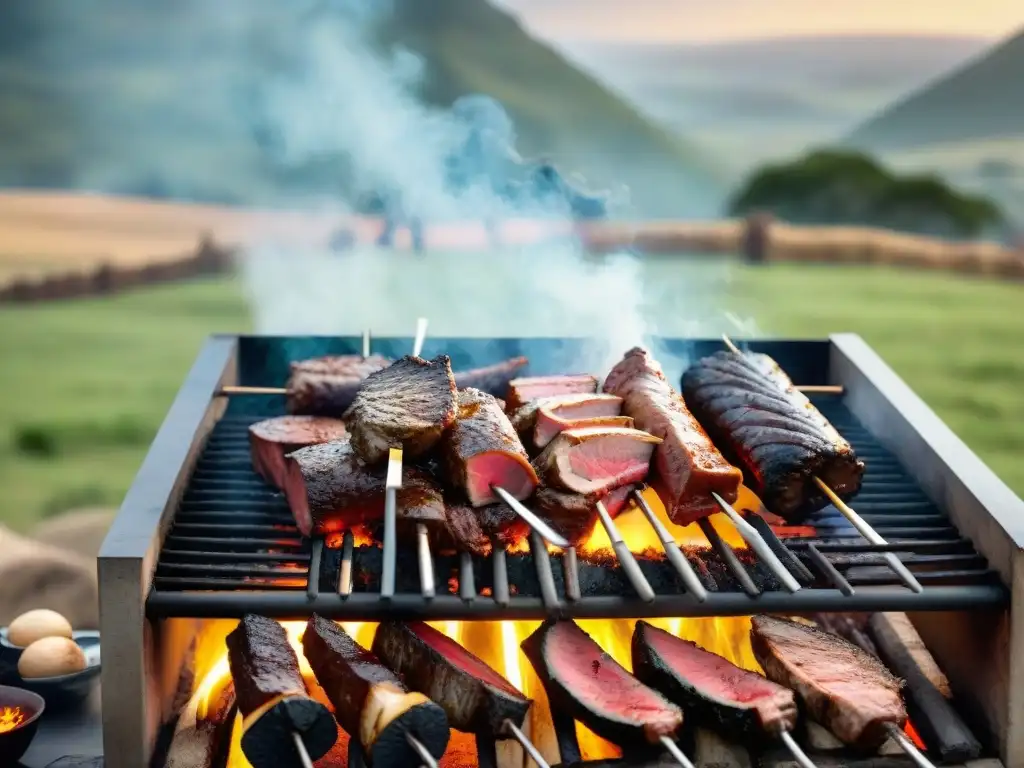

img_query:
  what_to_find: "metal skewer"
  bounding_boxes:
[361,327,371,359]
[503,719,551,768]
[417,522,435,599]
[405,732,440,768]
[412,317,429,357]
[291,731,316,768]
[887,723,937,768]
[778,730,818,768]
[491,485,570,549]
[659,736,696,768]
[380,447,403,599]
[813,478,924,594]
[711,492,802,593]
[337,530,354,597]
[595,500,655,602]
[632,488,708,602]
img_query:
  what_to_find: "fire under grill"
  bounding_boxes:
[144,336,1006,620]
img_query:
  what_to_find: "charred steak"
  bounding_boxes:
[435,500,492,556]
[632,620,797,741]
[749,615,906,748]
[533,483,635,546]
[286,354,392,416]
[344,355,457,465]
[681,351,865,520]
[249,415,347,490]
[533,425,659,496]
[604,347,743,526]
[442,387,538,507]
[522,619,682,746]
[505,374,598,411]
[372,621,531,737]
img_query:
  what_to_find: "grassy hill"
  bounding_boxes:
[847,27,1024,150]
[0,0,721,217]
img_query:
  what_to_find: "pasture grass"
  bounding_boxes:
[0,262,1020,530]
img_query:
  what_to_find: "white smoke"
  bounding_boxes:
[231,1,743,375]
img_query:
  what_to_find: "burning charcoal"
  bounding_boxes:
[248,415,347,490]
[750,616,907,749]
[301,615,449,765]
[522,619,683,747]
[631,621,797,742]
[225,615,337,768]
[371,621,531,736]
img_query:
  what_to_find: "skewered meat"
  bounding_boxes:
[604,347,743,525]
[436,500,492,556]
[509,392,622,440]
[372,621,531,737]
[287,355,392,416]
[749,615,906,748]
[248,415,347,490]
[533,483,635,546]
[631,620,797,741]
[442,387,538,507]
[681,351,865,520]
[522,619,682,746]
[344,355,458,465]
[302,614,449,765]
[533,394,625,448]
[533,425,660,495]
[225,615,336,768]
[454,356,529,396]
[478,503,530,546]
[505,374,598,411]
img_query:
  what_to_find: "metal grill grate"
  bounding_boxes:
[146,394,1008,619]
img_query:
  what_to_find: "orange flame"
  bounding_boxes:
[0,706,26,734]
[905,720,927,751]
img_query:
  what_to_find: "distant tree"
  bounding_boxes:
[729,149,1005,239]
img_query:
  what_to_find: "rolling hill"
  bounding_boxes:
[0,0,721,217]
[847,27,1024,150]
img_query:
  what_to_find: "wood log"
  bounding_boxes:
[165,682,236,768]
[868,613,982,764]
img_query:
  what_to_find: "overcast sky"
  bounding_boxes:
[493,0,1024,42]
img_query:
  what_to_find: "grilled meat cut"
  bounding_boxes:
[681,351,865,520]
[533,425,660,496]
[533,393,625,448]
[522,619,683,746]
[442,387,539,506]
[631,621,797,741]
[302,614,449,765]
[344,355,458,465]
[533,483,635,546]
[436,500,492,556]
[509,392,623,443]
[372,621,531,737]
[249,415,348,490]
[505,374,598,411]
[478,503,530,546]
[604,347,743,526]
[750,615,906,748]
[225,615,336,768]
[454,356,529,396]
[287,355,392,416]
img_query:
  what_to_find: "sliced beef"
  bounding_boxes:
[509,392,620,440]
[505,374,598,411]
[533,484,635,546]
[372,621,531,736]
[533,425,659,496]
[301,614,449,764]
[681,351,865,521]
[604,347,743,526]
[286,355,392,416]
[442,387,539,507]
[344,354,458,465]
[522,619,682,746]
[249,415,348,490]
[454,356,529,397]
[225,615,336,768]
[749,615,906,748]
[631,620,797,741]
[533,393,624,448]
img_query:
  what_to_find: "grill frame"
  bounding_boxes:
[97,333,1024,768]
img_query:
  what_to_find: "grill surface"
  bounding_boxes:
[144,336,1008,618]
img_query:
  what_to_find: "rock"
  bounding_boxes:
[30,508,116,560]
[0,526,98,630]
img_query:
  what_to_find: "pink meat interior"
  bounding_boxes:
[409,622,523,697]
[645,624,788,705]
[465,451,538,506]
[283,459,313,537]
[567,432,654,484]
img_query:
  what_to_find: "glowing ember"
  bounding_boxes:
[0,706,26,734]
[905,720,927,751]
[324,527,377,549]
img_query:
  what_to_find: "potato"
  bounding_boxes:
[7,608,73,648]
[17,636,88,679]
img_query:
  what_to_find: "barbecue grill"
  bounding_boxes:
[97,333,1024,768]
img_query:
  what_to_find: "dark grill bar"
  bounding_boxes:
[144,336,1009,619]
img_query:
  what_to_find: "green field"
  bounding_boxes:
[0,263,1021,531]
